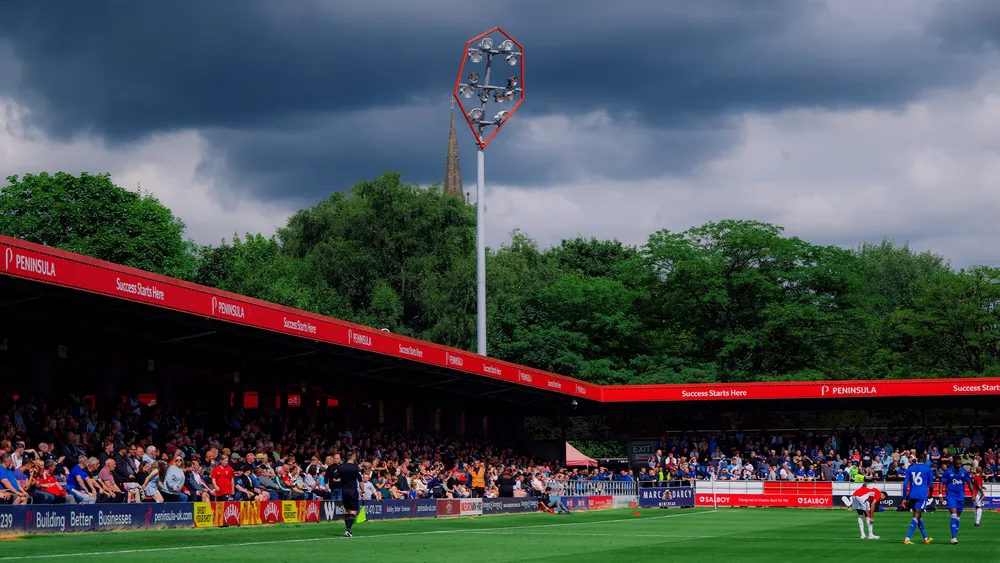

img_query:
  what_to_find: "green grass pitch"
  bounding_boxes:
[0,507,997,562]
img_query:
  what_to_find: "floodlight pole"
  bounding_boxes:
[475,51,494,357]
[476,148,486,356]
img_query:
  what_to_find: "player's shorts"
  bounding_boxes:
[850,496,871,511]
[342,491,360,512]
[907,497,930,511]
[974,493,985,508]
[946,496,965,511]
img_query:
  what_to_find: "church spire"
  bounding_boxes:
[444,100,465,202]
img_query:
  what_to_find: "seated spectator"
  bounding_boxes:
[97,459,125,503]
[35,459,68,504]
[67,456,96,504]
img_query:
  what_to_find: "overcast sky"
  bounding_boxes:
[2,0,999,266]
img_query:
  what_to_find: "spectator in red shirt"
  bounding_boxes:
[211,455,234,500]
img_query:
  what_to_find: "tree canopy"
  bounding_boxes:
[3,170,999,384]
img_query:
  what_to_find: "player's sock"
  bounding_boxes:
[976,508,982,525]
[907,518,918,540]
[867,518,874,537]
[345,515,355,533]
[858,516,866,537]
[917,519,927,539]
[950,514,959,539]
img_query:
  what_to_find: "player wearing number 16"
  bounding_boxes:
[902,454,934,545]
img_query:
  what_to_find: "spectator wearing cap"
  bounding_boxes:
[256,466,285,500]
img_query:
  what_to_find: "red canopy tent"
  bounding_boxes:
[565,442,597,467]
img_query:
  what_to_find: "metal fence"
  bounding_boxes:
[545,479,638,497]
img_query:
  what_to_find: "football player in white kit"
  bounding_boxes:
[842,482,886,539]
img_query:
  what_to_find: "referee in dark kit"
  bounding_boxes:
[336,451,363,537]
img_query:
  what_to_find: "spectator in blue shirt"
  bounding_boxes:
[67,456,97,504]
[0,453,28,505]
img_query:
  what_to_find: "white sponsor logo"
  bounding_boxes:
[98,511,134,526]
[483,364,502,376]
[446,353,464,367]
[576,385,587,395]
[264,502,281,521]
[399,344,423,358]
[305,503,320,520]
[283,317,317,334]
[115,277,165,301]
[5,248,57,277]
[953,383,1000,393]
[212,297,246,319]
[348,329,372,347]
[152,510,191,523]
[518,371,532,383]
[680,388,749,398]
[223,504,240,522]
[821,385,877,397]
[798,497,828,505]
[547,380,562,389]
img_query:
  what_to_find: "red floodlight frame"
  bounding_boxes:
[452,26,524,150]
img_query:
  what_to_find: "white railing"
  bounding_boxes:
[545,479,638,497]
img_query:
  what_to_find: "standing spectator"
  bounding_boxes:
[143,461,166,503]
[210,455,234,501]
[162,454,187,502]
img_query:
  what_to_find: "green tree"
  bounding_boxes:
[0,172,196,278]
[894,267,1000,377]
[645,220,860,382]
[194,233,349,318]
[278,172,477,347]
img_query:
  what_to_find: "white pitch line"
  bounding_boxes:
[461,531,884,541]
[0,509,719,561]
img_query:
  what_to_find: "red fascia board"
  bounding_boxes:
[5,235,1000,404]
[0,235,598,400]
[601,377,1000,402]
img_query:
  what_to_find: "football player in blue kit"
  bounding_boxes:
[902,453,934,545]
[941,461,971,545]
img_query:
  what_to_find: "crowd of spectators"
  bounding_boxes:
[0,394,563,505]
[2,393,998,505]
[619,429,1000,486]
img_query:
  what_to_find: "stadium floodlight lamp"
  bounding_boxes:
[451,27,524,356]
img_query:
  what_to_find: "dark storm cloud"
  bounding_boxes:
[0,0,988,201]
[929,0,1000,49]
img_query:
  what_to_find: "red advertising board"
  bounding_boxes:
[588,496,613,510]
[259,501,284,524]
[436,499,461,518]
[695,494,832,508]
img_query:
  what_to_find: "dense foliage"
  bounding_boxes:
[4,171,1000,384]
